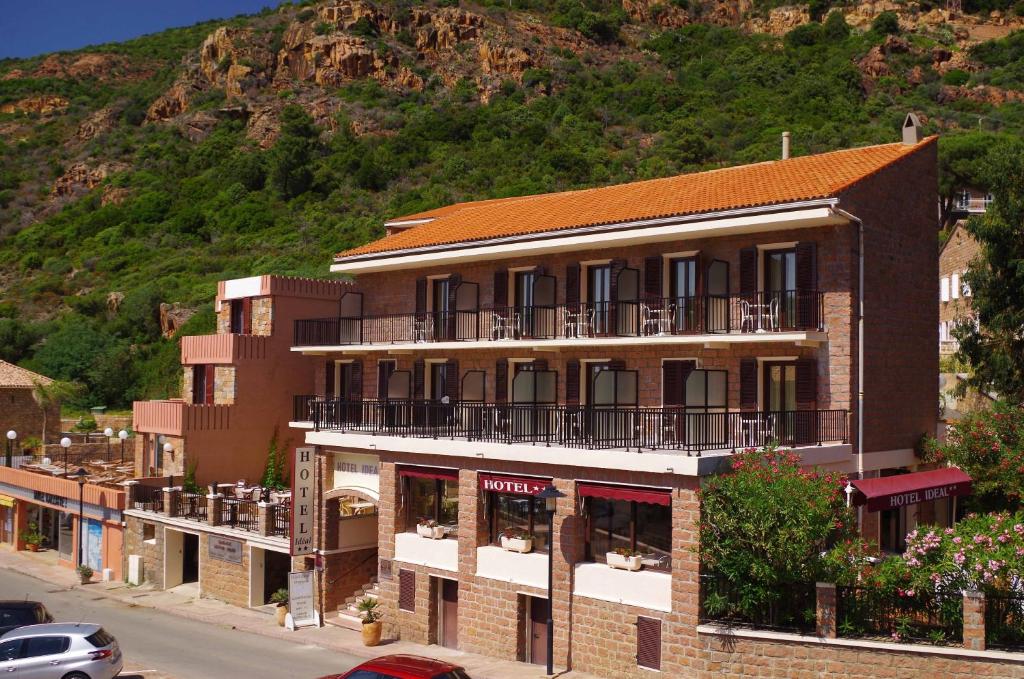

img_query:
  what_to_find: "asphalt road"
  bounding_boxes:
[0,570,361,679]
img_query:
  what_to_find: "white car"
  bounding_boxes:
[0,623,122,679]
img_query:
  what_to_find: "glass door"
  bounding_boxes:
[763,362,796,445]
[432,278,451,340]
[588,265,612,336]
[515,271,535,338]
[669,257,697,332]
[764,249,796,330]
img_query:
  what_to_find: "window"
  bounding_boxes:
[23,636,70,658]
[0,640,20,662]
[85,629,115,648]
[587,264,612,334]
[193,365,208,404]
[229,299,244,334]
[377,360,396,400]
[515,270,536,333]
[435,671,472,679]
[143,522,156,541]
[406,477,459,532]
[345,671,400,679]
[961,274,972,297]
[669,257,698,331]
[585,497,672,572]
[0,608,37,628]
[940,277,950,302]
[488,493,550,553]
[951,273,960,299]
[763,362,796,412]
[429,362,447,402]
[955,190,971,209]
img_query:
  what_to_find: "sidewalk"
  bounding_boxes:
[0,547,594,679]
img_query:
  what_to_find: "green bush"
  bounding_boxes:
[785,22,823,48]
[823,10,851,40]
[942,69,970,86]
[871,11,900,35]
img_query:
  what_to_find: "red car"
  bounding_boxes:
[319,654,471,679]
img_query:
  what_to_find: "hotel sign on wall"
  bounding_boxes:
[332,452,379,497]
[291,447,315,556]
[209,536,243,564]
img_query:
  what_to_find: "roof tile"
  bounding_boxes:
[0,360,54,389]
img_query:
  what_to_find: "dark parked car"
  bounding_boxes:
[0,602,53,636]
[318,654,471,679]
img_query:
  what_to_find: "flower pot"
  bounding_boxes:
[26,544,39,553]
[361,620,382,646]
[79,573,91,585]
[606,552,642,571]
[275,604,288,627]
[500,536,533,554]
[417,524,445,539]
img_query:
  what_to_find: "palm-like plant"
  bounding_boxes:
[31,379,82,446]
[357,597,381,624]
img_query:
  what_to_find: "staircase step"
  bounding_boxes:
[326,611,364,632]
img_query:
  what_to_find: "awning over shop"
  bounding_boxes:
[0,495,13,508]
[851,468,972,512]
[478,474,550,496]
[577,483,671,506]
[398,466,459,482]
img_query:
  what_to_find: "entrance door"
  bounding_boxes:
[440,579,459,649]
[182,533,199,584]
[528,596,549,666]
[764,249,796,329]
[432,278,451,340]
[669,257,698,332]
[264,551,291,605]
[164,529,184,588]
[58,512,74,561]
[588,265,612,336]
[763,362,796,444]
[515,270,536,338]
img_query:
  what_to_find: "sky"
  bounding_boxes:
[0,0,273,59]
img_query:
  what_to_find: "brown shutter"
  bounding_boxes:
[348,360,363,401]
[495,359,508,404]
[204,365,215,404]
[636,616,662,670]
[445,360,459,401]
[644,256,662,300]
[795,242,818,328]
[609,259,627,335]
[662,360,695,407]
[566,360,580,406]
[413,359,425,400]
[241,297,252,334]
[325,361,335,397]
[398,569,416,612]
[739,246,758,294]
[565,263,580,306]
[740,358,757,412]
[415,278,427,314]
[493,269,508,308]
[445,274,462,340]
[795,358,817,408]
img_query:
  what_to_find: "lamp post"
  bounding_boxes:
[103,428,113,460]
[118,430,128,463]
[537,484,566,676]
[74,467,88,569]
[5,430,15,467]
[844,481,855,508]
[60,437,72,476]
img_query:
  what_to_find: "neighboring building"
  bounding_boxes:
[938,221,980,356]
[125,275,353,606]
[0,360,60,449]
[287,132,942,676]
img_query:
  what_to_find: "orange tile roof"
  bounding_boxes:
[342,138,936,260]
[0,360,53,389]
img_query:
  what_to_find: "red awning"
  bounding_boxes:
[479,474,550,496]
[851,468,972,512]
[577,483,671,506]
[398,466,459,482]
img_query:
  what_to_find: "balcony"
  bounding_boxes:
[292,292,826,349]
[939,339,959,355]
[294,398,848,457]
[133,399,231,436]
[181,333,269,364]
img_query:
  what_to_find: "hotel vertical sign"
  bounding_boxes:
[291,446,315,556]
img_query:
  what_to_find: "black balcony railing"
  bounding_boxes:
[222,498,259,532]
[836,585,963,645]
[986,592,1024,650]
[293,394,317,422]
[133,485,164,512]
[175,492,208,521]
[271,499,290,538]
[301,398,847,455]
[293,291,825,347]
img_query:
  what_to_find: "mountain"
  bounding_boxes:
[0,0,1021,410]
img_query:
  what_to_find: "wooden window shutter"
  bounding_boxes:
[739,246,758,294]
[325,361,335,397]
[795,242,818,328]
[348,361,363,401]
[493,269,508,308]
[241,297,252,334]
[445,360,459,401]
[566,360,581,406]
[795,358,817,408]
[204,365,215,404]
[415,278,427,314]
[740,358,757,411]
[398,569,416,612]
[644,256,662,299]
[565,263,580,306]
[413,360,425,400]
[662,360,696,407]
[636,616,662,670]
[495,359,508,404]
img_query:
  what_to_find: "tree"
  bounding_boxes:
[268,104,318,200]
[938,132,1005,232]
[30,379,82,446]
[955,142,1024,401]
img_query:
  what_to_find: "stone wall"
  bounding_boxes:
[251,297,273,336]
[939,223,980,326]
[0,388,61,449]
[199,532,250,608]
[124,515,165,589]
[214,366,236,405]
[322,546,379,612]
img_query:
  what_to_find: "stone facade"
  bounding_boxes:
[199,532,250,608]
[939,223,980,351]
[251,297,273,336]
[214,366,236,405]
[125,515,166,589]
[0,388,61,449]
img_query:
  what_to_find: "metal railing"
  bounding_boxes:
[175,492,207,521]
[293,291,825,346]
[293,394,316,422]
[699,574,817,633]
[222,498,259,532]
[836,586,962,644]
[271,500,290,538]
[985,592,1024,650]
[132,485,164,513]
[304,398,848,455]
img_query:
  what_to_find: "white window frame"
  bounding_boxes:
[940,277,950,303]
[951,273,960,299]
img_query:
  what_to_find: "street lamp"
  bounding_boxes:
[74,467,88,569]
[60,437,72,476]
[844,481,855,508]
[118,430,128,463]
[537,484,566,676]
[5,430,15,467]
[103,428,113,460]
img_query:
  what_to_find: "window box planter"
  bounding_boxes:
[500,535,534,554]
[417,524,445,539]
[606,551,642,571]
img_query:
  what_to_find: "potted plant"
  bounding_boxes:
[416,518,444,539]
[606,547,643,571]
[20,523,43,552]
[499,527,534,553]
[270,588,289,626]
[76,564,93,584]
[357,597,383,646]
